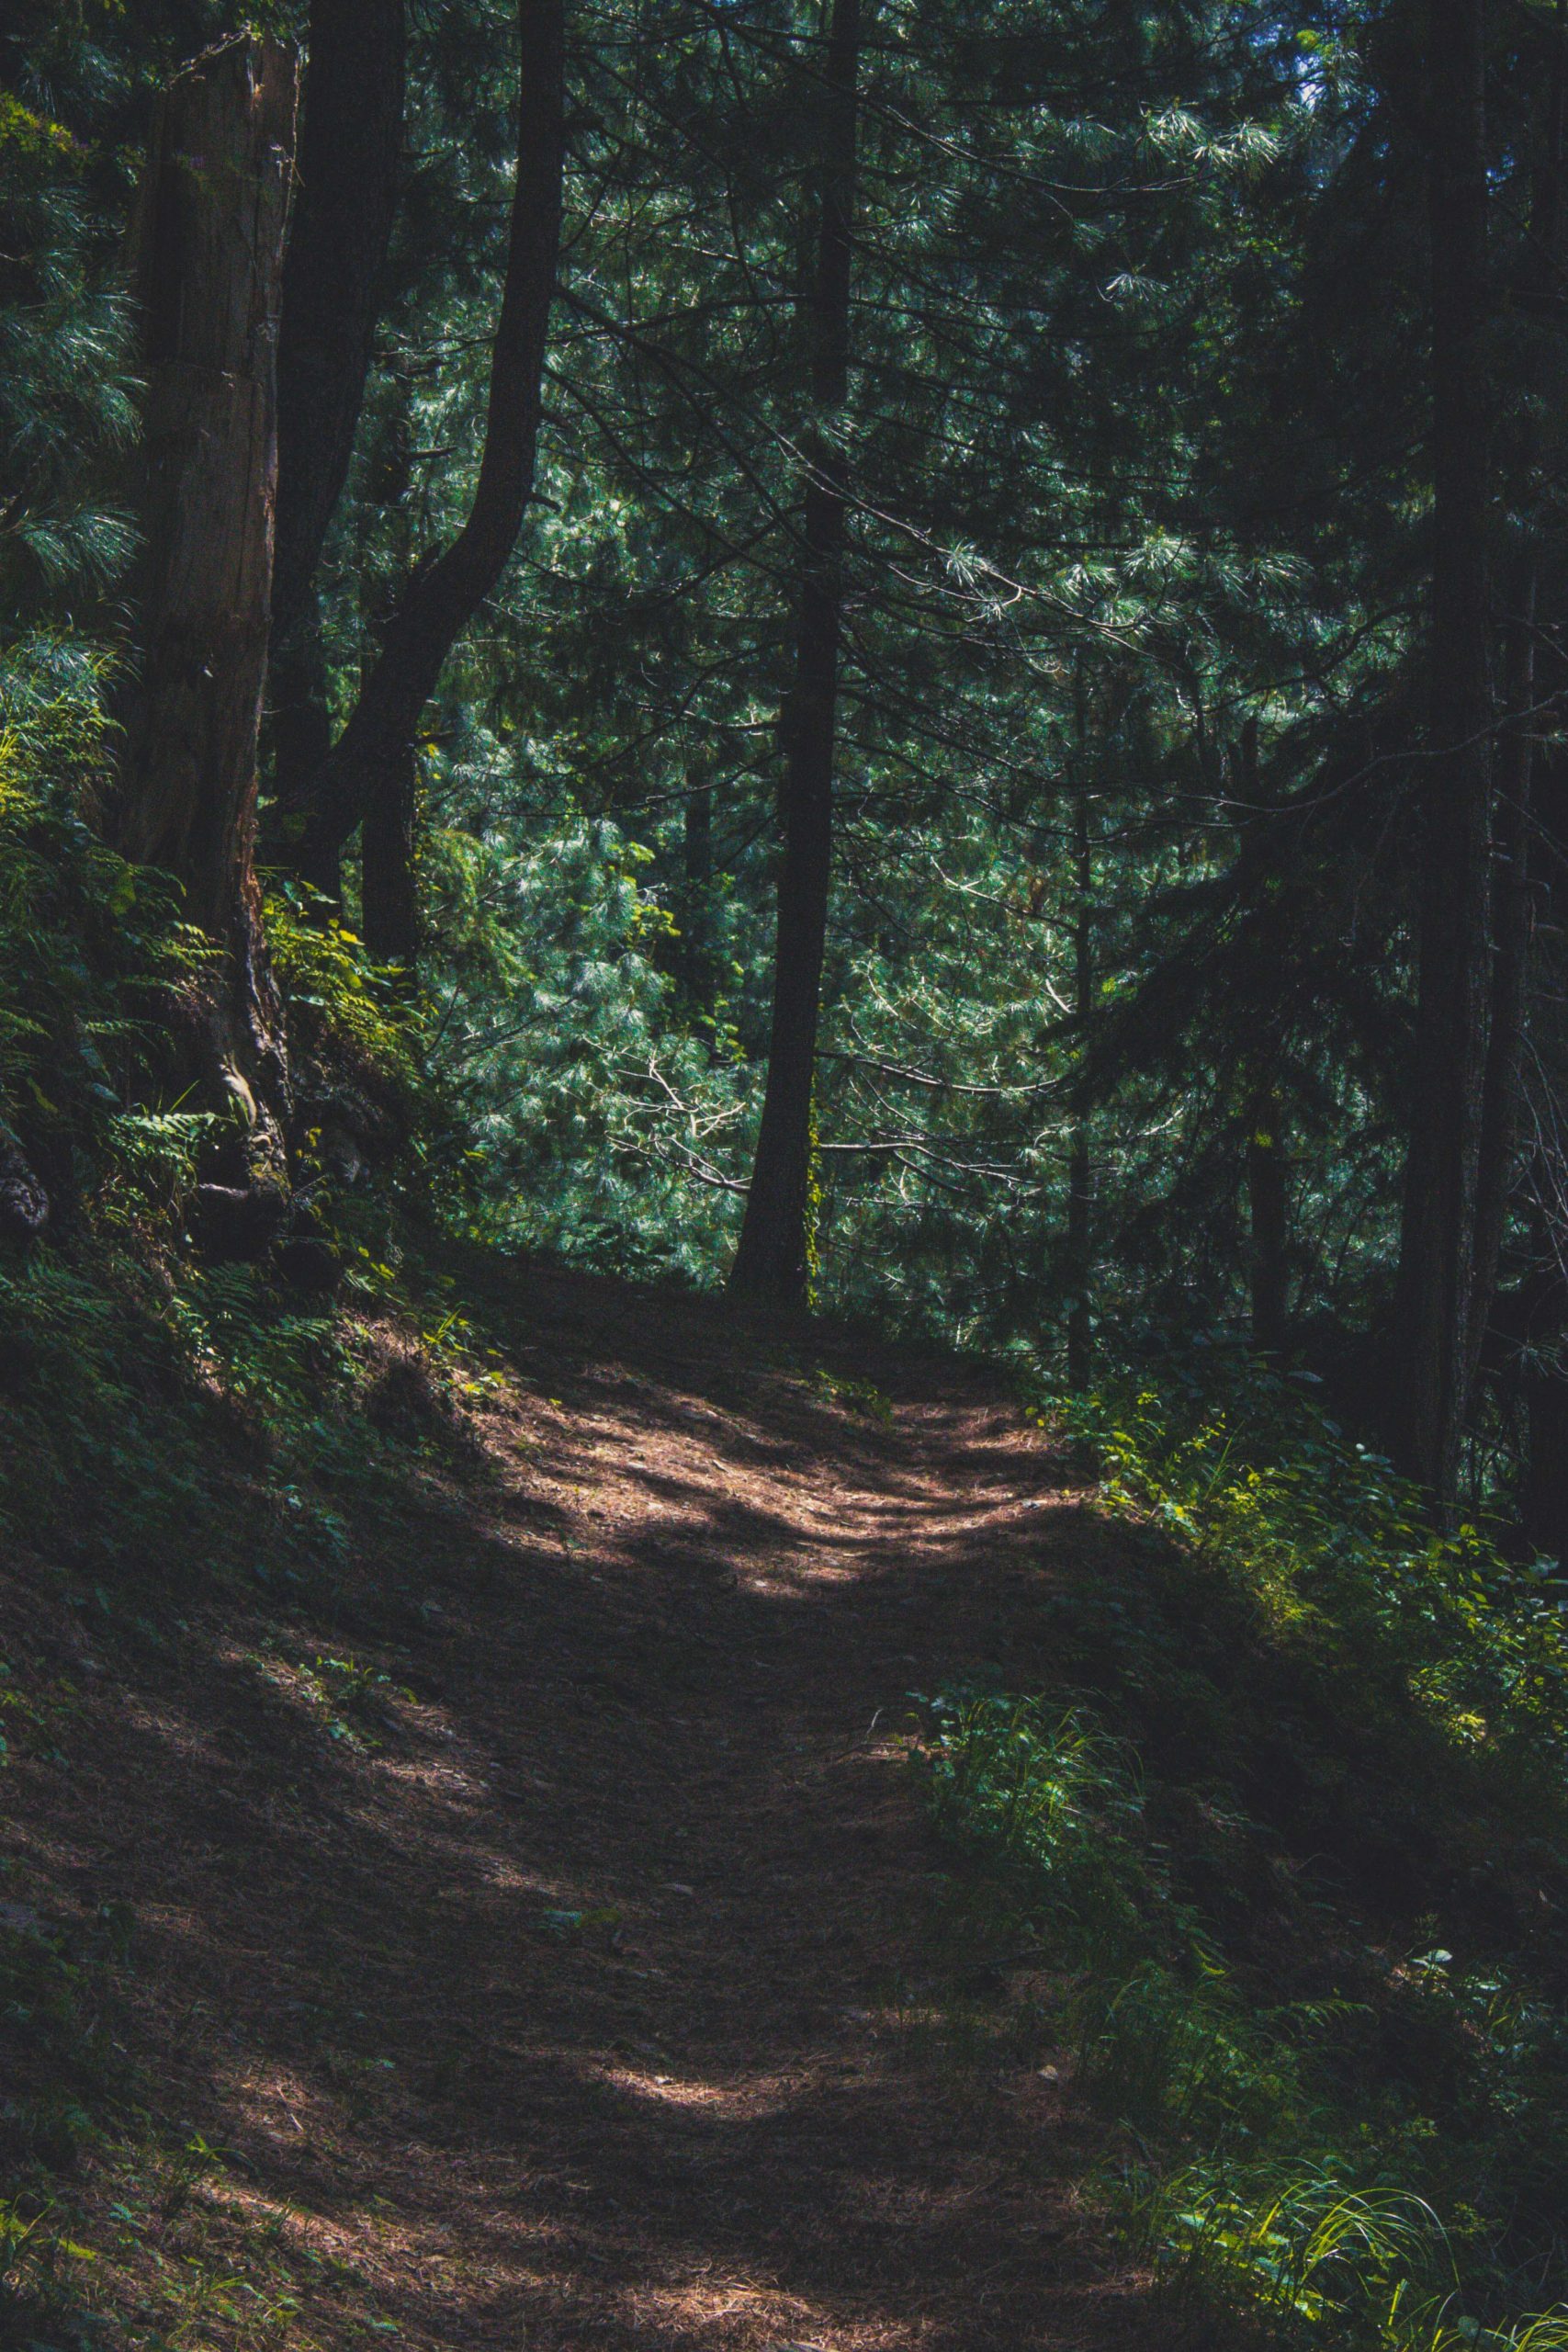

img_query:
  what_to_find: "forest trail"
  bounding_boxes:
[11,1262,1154,2352]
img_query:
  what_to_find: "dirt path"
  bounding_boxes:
[10,1262,1154,2352]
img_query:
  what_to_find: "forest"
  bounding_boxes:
[6,0,1568,2348]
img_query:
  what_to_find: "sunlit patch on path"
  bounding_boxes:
[6,1261,1158,2352]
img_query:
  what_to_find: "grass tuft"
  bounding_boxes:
[917,1357,1568,2349]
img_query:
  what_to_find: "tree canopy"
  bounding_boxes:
[5,0,1568,1507]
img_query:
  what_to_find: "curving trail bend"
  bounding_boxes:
[14,1261,1158,2352]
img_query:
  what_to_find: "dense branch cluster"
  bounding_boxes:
[4,0,1568,1532]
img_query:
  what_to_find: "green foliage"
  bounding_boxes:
[5,0,1568,2324]
[919,1365,1568,2348]
[5,0,1562,1508]
[1051,1356,1568,1766]
[0,1183,514,1612]
[0,82,136,618]
[264,891,418,1096]
[924,1690,1568,2347]
[1135,2167,1448,2339]
[0,646,207,1201]
[808,1365,894,1420]
[924,1696,1152,1967]
[308,1651,412,1737]
[0,1250,222,1571]
[423,794,748,1280]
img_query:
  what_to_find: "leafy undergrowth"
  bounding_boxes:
[919,1358,1568,2352]
[0,636,521,2352]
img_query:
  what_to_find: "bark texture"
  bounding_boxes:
[360,741,420,969]
[1472,8,1565,1391]
[271,0,405,650]
[276,0,566,889]
[1248,1089,1291,1355]
[1526,1306,1568,1565]
[1471,581,1536,1375]
[266,0,405,901]
[1234,720,1291,1356]
[268,587,336,896]
[682,765,716,1014]
[730,0,863,1305]
[117,37,299,1175]
[1393,0,1494,1504]
[1066,675,1094,1389]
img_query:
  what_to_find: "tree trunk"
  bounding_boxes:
[682,763,716,1016]
[1393,0,1494,1505]
[117,37,299,1197]
[1471,7,1564,1389]
[1247,1087,1290,1355]
[730,0,863,1306]
[1234,718,1291,1355]
[1470,577,1536,1375]
[266,0,405,897]
[361,740,421,967]
[269,585,338,899]
[1066,672,1094,1390]
[276,0,566,887]
[357,381,420,965]
[272,0,404,648]
[1526,1362,1568,1563]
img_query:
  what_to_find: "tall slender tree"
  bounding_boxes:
[730,0,864,1305]
[1066,663,1095,1388]
[267,0,406,903]
[1471,0,1568,1390]
[1393,0,1495,1503]
[270,0,566,963]
[1236,720,1291,1355]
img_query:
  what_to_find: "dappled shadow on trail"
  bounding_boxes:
[8,1259,1161,2352]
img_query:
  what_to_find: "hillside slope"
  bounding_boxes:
[1,1258,1153,2352]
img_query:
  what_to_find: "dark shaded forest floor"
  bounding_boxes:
[3,1258,1162,2352]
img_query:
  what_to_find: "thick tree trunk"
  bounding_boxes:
[1393,0,1494,1505]
[730,0,863,1306]
[275,0,566,887]
[117,37,299,1195]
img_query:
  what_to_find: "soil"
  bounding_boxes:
[4,1259,1164,2352]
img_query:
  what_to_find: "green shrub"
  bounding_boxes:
[923,1693,1152,1965]
[264,888,420,1098]
[918,1363,1568,2350]
[1050,1361,1568,1767]
[0,649,208,1212]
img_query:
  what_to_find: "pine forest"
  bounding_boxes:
[6,4,1568,2349]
